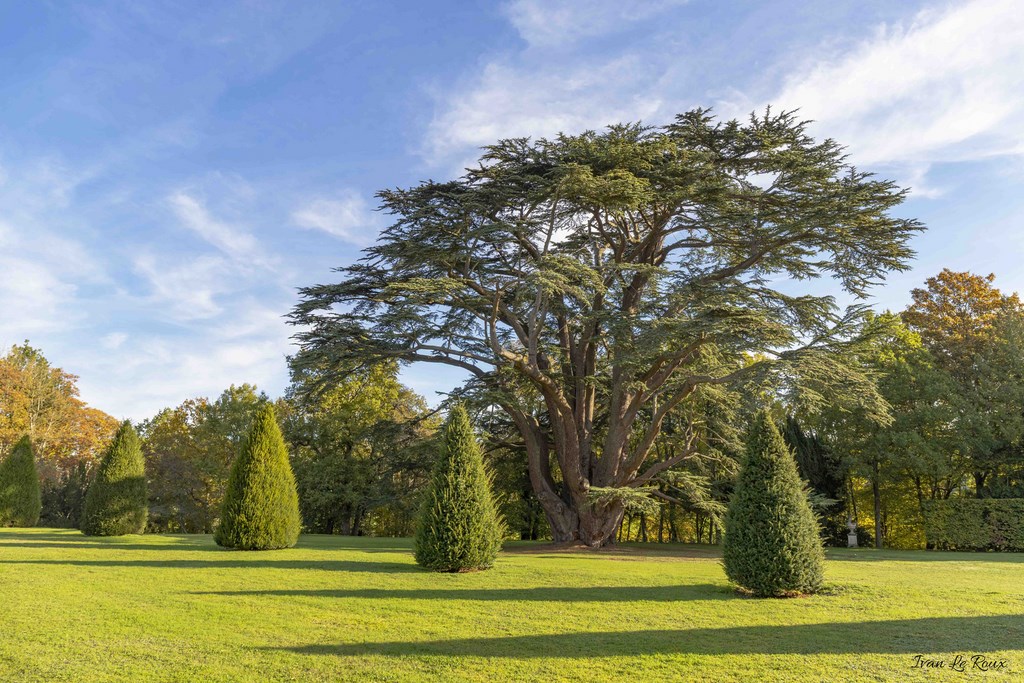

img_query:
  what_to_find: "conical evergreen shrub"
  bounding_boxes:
[414,405,504,572]
[723,410,825,597]
[215,404,300,550]
[80,421,148,536]
[0,436,42,527]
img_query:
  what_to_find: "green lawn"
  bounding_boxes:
[1,530,1022,681]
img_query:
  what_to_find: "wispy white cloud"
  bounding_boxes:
[126,187,292,329]
[291,189,381,245]
[743,0,1024,173]
[169,190,269,265]
[100,332,128,350]
[423,0,699,169]
[0,3,388,419]
[502,0,689,49]
[82,297,292,419]
[426,55,670,170]
[92,180,306,417]
[132,252,228,321]
[0,147,304,418]
[427,0,1024,193]
[0,158,105,343]
[0,252,79,339]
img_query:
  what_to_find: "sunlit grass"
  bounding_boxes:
[1,529,1022,681]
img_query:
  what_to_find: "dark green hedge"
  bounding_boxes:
[922,499,1024,551]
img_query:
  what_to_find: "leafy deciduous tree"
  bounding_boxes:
[903,271,1024,496]
[283,362,436,536]
[902,270,1021,379]
[0,343,118,526]
[969,312,1024,497]
[822,313,956,548]
[141,385,269,532]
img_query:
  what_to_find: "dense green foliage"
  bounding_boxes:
[12,267,1024,552]
[292,109,920,546]
[215,405,301,550]
[819,312,956,548]
[0,343,118,527]
[284,362,436,536]
[414,406,504,571]
[0,436,42,526]
[141,385,269,532]
[923,498,1024,551]
[39,461,90,529]
[724,411,825,596]
[903,271,1024,498]
[783,416,848,546]
[80,421,148,536]
[810,275,1024,550]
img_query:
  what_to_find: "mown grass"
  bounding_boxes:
[1,529,1022,681]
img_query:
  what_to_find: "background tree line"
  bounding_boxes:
[4,268,1024,547]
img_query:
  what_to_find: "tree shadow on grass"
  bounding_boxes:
[0,531,220,552]
[0,558,418,572]
[271,615,1024,659]
[825,549,1024,563]
[0,540,223,552]
[0,532,410,554]
[298,536,412,552]
[196,584,735,602]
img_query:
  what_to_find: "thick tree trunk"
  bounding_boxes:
[974,471,987,498]
[538,499,625,546]
[872,460,883,549]
[915,476,934,550]
[657,504,665,543]
[352,512,363,537]
[504,403,632,547]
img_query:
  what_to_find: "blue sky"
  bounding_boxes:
[1,0,1023,420]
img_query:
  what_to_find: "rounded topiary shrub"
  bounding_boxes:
[80,421,148,536]
[723,410,825,597]
[215,404,300,550]
[0,436,42,527]
[414,405,504,572]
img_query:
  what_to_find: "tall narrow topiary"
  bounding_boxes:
[215,404,300,550]
[0,436,42,527]
[80,421,148,536]
[414,405,504,572]
[723,410,825,597]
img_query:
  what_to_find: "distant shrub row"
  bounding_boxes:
[922,499,1024,551]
